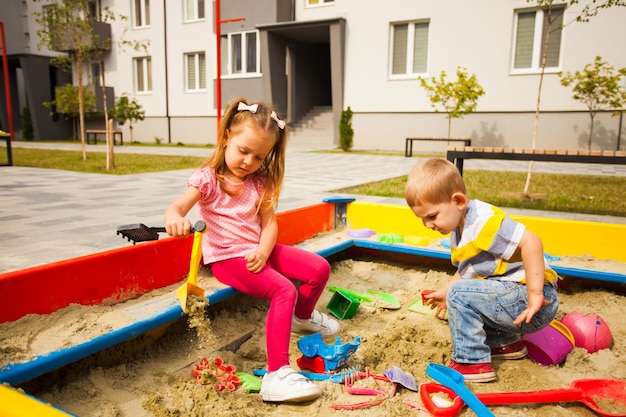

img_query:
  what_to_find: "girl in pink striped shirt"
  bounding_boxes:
[164,97,338,403]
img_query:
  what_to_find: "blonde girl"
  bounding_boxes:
[164,97,339,403]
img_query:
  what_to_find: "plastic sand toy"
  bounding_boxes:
[192,357,241,392]
[297,333,361,373]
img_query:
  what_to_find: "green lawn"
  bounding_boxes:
[9,147,206,175]
[7,146,626,217]
[333,170,626,218]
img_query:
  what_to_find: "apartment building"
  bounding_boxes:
[1,0,624,150]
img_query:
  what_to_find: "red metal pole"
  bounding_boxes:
[215,0,244,142]
[215,0,221,141]
[0,22,14,140]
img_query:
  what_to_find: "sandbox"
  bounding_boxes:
[1,199,625,416]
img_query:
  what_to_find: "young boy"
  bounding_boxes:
[405,158,559,382]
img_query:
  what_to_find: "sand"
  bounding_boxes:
[4,249,626,417]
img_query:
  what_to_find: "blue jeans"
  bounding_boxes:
[447,279,559,364]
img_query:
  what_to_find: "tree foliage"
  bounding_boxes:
[44,83,95,140]
[110,94,145,143]
[419,67,485,138]
[560,56,626,150]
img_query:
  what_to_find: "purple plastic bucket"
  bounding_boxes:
[522,320,574,366]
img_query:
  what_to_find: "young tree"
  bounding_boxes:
[35,0,148,168]
[523,0,626,194]
[110,94,145,144]
[35,0,107,160]
[419,67,485,138]
[560,56,626,151]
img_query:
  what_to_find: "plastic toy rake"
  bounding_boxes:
[117,223,202,244]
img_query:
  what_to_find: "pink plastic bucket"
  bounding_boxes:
[522,320,574,366]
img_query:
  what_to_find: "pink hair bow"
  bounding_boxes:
[270,111,286,129]
[237,102,284,129]
[237,102,258,113]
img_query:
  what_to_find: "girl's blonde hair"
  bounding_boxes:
[405,158,466,207]
[202,97,287,212]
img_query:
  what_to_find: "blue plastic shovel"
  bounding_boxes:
[426,363,495,417]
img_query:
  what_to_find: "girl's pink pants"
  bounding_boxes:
[211,244,330,371]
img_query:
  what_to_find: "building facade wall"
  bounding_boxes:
[297,0,626,151]
[2,1,625,149]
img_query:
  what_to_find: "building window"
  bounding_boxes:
[220,30,259,77]
[306,0,334,6]
[134,57,152,93]
[92,63,100,86]
[512,5,564,72]
[133,0,150,28]
[41,5,57,31]
[390,21,429,78]
[185,52,206,91]
[185,0,205,22]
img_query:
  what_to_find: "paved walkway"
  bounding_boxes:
[1,141,625,273]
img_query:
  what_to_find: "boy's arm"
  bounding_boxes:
[514,229,551,324]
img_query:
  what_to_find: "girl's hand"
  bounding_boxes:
[165,217,193,237]
[245,251,268,274]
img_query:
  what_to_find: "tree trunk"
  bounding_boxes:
[76,56,87,161]
[588,113,595,151]
[99,60,115,169]
[524,1,553,195]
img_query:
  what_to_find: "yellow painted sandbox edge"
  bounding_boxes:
[0,385,74,416]
[346,201,626,262]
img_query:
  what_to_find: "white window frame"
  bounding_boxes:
[305,0,334,8]
[133,0,150,28]
[220,30,261,78]
[389,20,429,80]
[511,5,565,75]
[134,56,152,94]
[185,52,206,92]
[184,0,205,22]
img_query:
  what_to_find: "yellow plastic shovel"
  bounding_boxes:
[177,220,207,313]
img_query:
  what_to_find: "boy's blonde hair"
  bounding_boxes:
[405,158,466,207]
[202,97,287,212]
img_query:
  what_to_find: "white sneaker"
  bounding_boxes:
[291,310,340,336]
[260,366,322,402]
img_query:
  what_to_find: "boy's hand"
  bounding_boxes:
[514,292,551,325]
[245,251,268,274]
[423,289,448,320]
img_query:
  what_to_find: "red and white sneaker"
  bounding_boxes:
[448,360,496,383]
[491,340,528,360]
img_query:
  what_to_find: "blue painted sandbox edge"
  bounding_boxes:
[348,239,626,283]
[2,240,622,387]
[0,286,239,386]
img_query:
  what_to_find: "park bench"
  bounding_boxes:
[405,137,471,157]
[86,129,124,145]
[446,146,626,175]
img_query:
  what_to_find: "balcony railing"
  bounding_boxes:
[51,21,112,52]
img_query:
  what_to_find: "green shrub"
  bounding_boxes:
[339,106,354,151]
[21,107,34,140]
